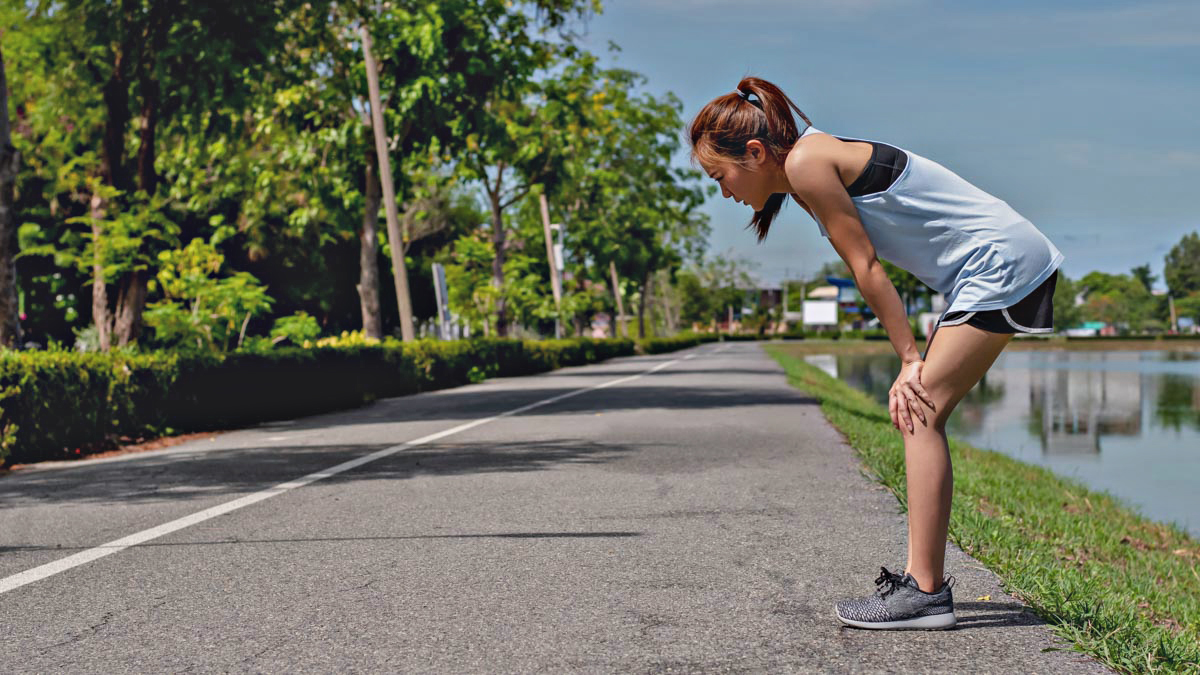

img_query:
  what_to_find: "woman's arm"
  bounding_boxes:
[783,143,921,364]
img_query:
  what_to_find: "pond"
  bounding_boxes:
[803,349,1200,538]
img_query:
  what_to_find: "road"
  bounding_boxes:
[0,342,1107,673]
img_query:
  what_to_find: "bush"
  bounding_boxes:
[0,337,647,466]
[636,334,718,354]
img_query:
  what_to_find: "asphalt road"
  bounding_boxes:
[0,342,1108,673]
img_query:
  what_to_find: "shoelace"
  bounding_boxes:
[874,566,908,598]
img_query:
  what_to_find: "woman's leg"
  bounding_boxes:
[903,323,1013,593]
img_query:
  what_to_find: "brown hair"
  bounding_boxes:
[688,77,812,242]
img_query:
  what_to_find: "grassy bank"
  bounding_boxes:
[762,336,1200,355]
[763,345,1199,673]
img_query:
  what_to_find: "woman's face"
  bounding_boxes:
[701,141,773,211]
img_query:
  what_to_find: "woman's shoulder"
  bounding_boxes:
[786,129,873,181]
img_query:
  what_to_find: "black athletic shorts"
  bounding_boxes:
[928,269,1058,349]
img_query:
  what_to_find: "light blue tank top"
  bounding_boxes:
[800,126,1064,313]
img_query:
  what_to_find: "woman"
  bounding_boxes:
[688,77,1062,630]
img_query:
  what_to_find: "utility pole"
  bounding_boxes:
[538,191,563,338]
[360,23,414,341]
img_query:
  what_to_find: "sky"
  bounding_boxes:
[575,0,1200,289]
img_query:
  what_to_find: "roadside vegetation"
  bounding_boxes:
[765,345,1200,673]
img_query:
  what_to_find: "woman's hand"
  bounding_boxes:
[889,360,936,434]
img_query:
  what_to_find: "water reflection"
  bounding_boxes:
[808,350,1200,536]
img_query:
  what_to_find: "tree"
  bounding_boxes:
[454,8,605,337]
[11,0,316,349]
[444,232,499,337]
[358,20,414,340]
[1078,271,1155,334]
[1052,273,1083,331]
[679,252,757,329]
[1174,292,1200,327]
[880,259,931,315]
[539,54,709,339]
[0,39,19,347]
[1132,263,1157,293]
[1165,231,1200,298]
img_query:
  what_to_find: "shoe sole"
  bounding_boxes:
[835,607,957,631]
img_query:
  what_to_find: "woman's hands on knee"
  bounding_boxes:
[889,360,936,434]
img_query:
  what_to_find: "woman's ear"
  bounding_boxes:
[745,139,768,166]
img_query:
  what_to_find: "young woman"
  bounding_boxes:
[688,77,1062,630]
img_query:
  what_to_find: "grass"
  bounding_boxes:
[764,336,1200,355]
[763,344,1200,674]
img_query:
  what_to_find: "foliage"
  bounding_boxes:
[1077,270,1158,334]
[443,232,500,336]
[1164,231,1200,298]
[143,239,273,351]
[1174,291,1200,324]
[767,345,1200,673]
[270,311,322,347]
[0,336,641,465]
[676,251,757,326]
[307,329,387,348]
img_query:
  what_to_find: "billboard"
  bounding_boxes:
[802,300,838,326]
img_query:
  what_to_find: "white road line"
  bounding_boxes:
[0,345,726,596]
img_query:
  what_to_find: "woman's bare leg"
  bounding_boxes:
[902,323,1013,593]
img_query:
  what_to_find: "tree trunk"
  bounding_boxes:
[360,25,414,341]
[0,44,21,348]
[609,260,625,339]
[357,155,383,339]
[637,271,651,339]
[136,82,159,196]
[114,270,147,346]
[488,188,508,337]
[111,5,166,348]
[100,45,132,194]
[657,269,676,335]
[90,194,111,351]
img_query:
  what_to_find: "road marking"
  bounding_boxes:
[0,344,729,596]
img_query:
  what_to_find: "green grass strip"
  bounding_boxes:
[764,345,1200,673]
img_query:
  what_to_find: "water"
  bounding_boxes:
[804,350,1200,538]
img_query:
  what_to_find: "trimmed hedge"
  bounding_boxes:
[0,337,649,466]
[637,333,720,354]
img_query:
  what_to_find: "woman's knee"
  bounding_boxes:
[912,325,1012,435]
[898,387,954,437]
[916,379,965,433]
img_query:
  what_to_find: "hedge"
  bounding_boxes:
[0,337,675,466]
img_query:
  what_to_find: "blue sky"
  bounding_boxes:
[576,0,1200,289]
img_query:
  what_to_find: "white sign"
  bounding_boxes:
[803,300,838,326]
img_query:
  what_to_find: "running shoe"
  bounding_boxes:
[835,566,957,630]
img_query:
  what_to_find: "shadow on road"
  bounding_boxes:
[258,385,818,435]
[951,601,1046,630]
[0,531,644,553]
[0,438,637,508]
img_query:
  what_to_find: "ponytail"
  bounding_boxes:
[688,77,812,242]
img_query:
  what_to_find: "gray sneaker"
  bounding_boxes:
[835,566,957,630]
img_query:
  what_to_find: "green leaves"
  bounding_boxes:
[144,239,273,352]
